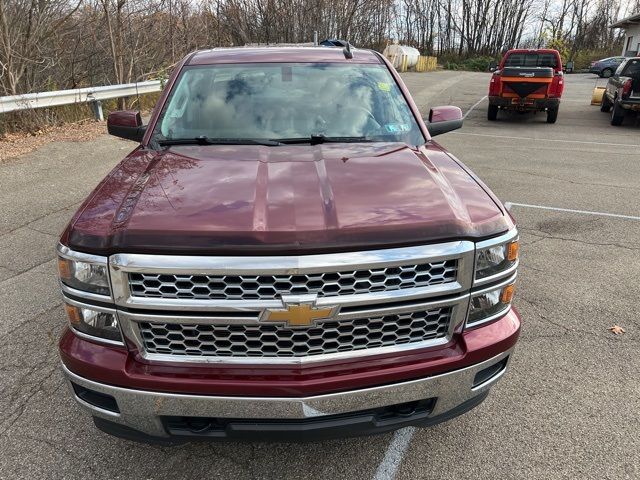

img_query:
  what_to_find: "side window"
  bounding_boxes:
[615,61,627,76]
[622,59,640,77]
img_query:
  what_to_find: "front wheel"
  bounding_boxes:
[600,93,611,112]
[546,107,559,124]
[610,100,625,126]
[487,104,498,121]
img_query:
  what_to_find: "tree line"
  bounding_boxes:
[0,0,637,98]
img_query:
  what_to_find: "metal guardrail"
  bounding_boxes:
[0,80,163,120]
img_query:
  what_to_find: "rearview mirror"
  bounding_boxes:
[426,106,463,137]
[488,60,498,72]
[107,110,146,142]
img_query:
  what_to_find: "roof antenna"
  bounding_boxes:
[343,41,353,59]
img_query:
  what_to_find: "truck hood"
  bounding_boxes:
[66,143,513,255]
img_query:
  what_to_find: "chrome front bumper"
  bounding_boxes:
[63,348,513,438]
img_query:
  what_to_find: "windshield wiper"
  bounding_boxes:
[158,136,284,147]
[274,135,374,145]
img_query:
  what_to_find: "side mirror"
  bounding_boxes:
[107,110,146,142]
[426,106,463,137]
[488,61,498,72]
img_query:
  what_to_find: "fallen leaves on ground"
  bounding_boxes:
[0,119,106,162]
[608,325,626,335]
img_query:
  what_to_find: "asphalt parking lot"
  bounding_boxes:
[1,71,639,480]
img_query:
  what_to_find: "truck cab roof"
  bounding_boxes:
[187,46,383,66]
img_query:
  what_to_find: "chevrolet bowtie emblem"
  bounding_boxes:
[262,299,338,327]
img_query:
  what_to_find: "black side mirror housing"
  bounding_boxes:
[107,111,146,142]
[426,106,463,137]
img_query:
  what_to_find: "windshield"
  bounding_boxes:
[504,53,558,69]
[153,63,425,146]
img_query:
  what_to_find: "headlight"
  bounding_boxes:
[64,302,122,343]
[475,232,519,283]
[467,281,515,328]
[57,246,110,296]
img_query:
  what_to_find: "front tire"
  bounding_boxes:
[600,94,611,112]
[610,100,625,126]
[487,104,498,121]
[546,107,559,124]
[602,68,613,78]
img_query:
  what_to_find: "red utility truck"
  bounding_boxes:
[488,49,564,123]
[58,45,521,443]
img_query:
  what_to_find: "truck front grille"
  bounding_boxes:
[128,260,457,301]
[110,242,473,363]
[138,307,451,358]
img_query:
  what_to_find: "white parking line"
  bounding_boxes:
[505,202,640,221]
[464,95,488,119]
[373,427,416,480]
[451,131,639,148]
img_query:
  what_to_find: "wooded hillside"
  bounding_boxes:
[0,0,636,98]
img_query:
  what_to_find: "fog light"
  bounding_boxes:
[467,282,515,327]
[64,303,122,343]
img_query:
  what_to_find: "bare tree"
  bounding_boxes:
[0,0,80,95]
[0,0,630,100]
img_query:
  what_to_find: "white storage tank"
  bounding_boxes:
[383,42,420,69]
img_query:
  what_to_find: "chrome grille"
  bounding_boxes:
[128,260,457,301]
[138,307,451,358]
[112,242,475,363]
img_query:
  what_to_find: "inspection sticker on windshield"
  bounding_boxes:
[377,82,391,92]
[385,123,410,133]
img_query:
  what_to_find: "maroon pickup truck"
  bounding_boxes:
[57,45,520,443]
[600,57,640,125]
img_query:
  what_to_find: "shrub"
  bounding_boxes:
[441,55,499,72]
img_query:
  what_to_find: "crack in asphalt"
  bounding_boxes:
[519,227,640,251]
[26,224,59,236]
[13,432,101,477]
[0,201,77,238]
[518,295,580,335]
[520,236,548,248]
[0,255,58,283]
[0,303,63,341]
[481,166,640,192]
[0,368,64,437]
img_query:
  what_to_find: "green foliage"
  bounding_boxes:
[570,48,621,70]
[547,38,570,63]
[540,31,622,70]
[440,44,622,73]
[442,55,499,72]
